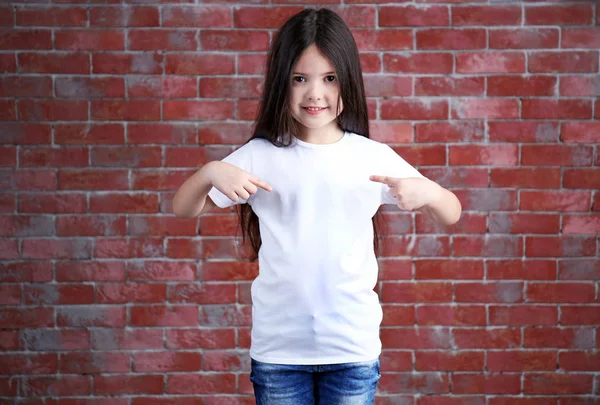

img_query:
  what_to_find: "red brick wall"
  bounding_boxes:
[1,1,599,403]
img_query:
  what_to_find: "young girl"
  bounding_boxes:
[173,8,461,405]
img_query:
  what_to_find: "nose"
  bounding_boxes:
[307,80,324,101]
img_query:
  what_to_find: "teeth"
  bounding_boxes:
[306,107,324,111]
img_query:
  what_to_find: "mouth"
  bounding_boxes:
[303,107,327,115]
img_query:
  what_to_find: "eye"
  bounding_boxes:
[325,75,337,83]
[293,76,305,83]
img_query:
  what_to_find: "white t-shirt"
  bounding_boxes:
[208,131,425,365]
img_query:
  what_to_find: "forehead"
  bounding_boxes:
[293,44,335,74]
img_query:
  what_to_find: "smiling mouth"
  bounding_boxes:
[303,107,327,112]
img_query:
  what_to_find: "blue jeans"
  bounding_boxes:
[250,357,381,405]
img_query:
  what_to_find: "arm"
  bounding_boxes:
[417,182,462,226]
[172,162,218,218]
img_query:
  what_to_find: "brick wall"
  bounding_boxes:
[1,1,599,404]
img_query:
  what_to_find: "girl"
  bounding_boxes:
[173,8,461,405]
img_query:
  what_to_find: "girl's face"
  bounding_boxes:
[289,44,343,138]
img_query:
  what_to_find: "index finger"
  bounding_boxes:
[249,177,272,192]
[369,175,392,185]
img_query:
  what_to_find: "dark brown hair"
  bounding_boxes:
[238,8,379,260]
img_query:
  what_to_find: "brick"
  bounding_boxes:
[91,100,160,121]
[0,100,15,120]
[450,145,518,166]
[165,53,234,75]
[90,6,159,27]
[380,328,451,350]
[0,215,54,237]
[490,305,557,326]
[76,281,147,304]
[452,99,518,119]
[520,191,590,212]
[22,329,91,351]
[56,215,126,236]
[489,122,559,143]
[56,261,126,282]
[0,29,52,50]
[163,5,230,27]
[58,169,129,190]
[522,99,592,120]
[563,215,600,235]
[526,236,596,258]
[561,306,600,326]
[0,284,20,305]
[167,374,236,394]
[128,260,196,281]
[236,99,259,120]
[379,5,448,27]
[490,28,558,49]
[559,351,600,371]
[524,374,593,395]
[363,75,412,97]
[0,76,53,97]
[130,305,199,327]
[417,29,485,50]
[456,52,525,73]
[453,235,523,257]
[452,6,521,26]
[384,52,453,74]
[487,260,556,281]
[56,30,124,50]
[416,351,484,371]
[199,305,252,327]
[415,260,483,280]
[164,101,234,121]
[381,306,414,326]
[130,123,196,144]
[560,76,600,97]
[417,305,486,326]
[559,260,600,281]
[133,352,202,372]
[91,146,162,167]
[17,6,88,26]
[417,211,487,232]
[368,122,412,144]
[129,29,196,50]
[329,5,377,28]
[0,308,54,328]
[91,328,163,350]
[354,29,414,50]
[489,213,559,234]
[166,328,235,349]
[238,52,268,75]
[55,124,124,145]
[22,376,92,397]
[22,238,92,259]
[0,146,15,167]
[525,5,593,26]
[60,353,130,374]
[19,100,88,121]
[0,123,51,144]
[381,282,452,303]
[454,189,518,211]
[234,6,303,28]
[55,76,125,98]
[93,52,163,74]
[20,52,90,74]
[201,30,269,51]
[0,53,16,72]
[0,262,53,282]
[23,284,94,305]
[90,192,158,213]
[0,6,13,26]
[522,145,593,166]
[0,193,15,212]
[20,146,89,167]
[528,282,595,303]
[19,193,87,214]
[491,168,561,189]
[381,99,448,120]
[488,76,556,97]
[529,51,598,73]
[454,329,521,349]
[95,375,164,396]
[94,237,164,258]
[562,28,600,49]
[128,76,196,98]
[198,214,239,237]
[564,168,600,189]
[57,306,126,327]
[200,77,263,98]
[131,169,193,191]
[488,351,555,372]
[524,327,594,349]
[15,169,58,191]
[415,76,484,96]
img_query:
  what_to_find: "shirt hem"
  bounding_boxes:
[249,351,381,366]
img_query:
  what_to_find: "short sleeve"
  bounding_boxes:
[378,144,426,205]
[207,141,254,209]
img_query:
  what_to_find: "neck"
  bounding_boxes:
[295,123,344,145]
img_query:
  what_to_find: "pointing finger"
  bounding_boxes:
[249,177,272,192]
[370,175,392,185]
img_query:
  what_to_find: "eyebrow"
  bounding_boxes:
[292,72,336,75]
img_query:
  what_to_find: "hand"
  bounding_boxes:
[206,161,272,202]
[369,175,441,211]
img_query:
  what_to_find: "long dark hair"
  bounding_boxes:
[238,8,379,260]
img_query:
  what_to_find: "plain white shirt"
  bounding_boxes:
[208,132,424,365]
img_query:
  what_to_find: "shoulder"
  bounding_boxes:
[344,131,394,154]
